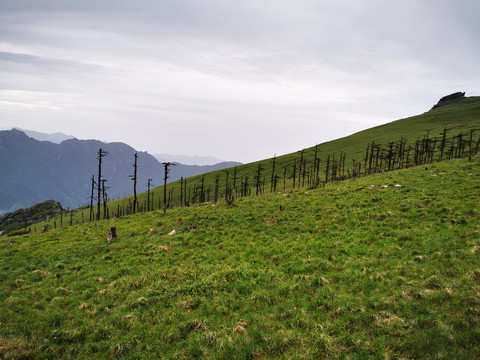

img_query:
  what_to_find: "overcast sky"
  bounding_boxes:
[1,0,479,163]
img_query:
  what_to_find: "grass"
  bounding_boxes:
[1,156,480,359]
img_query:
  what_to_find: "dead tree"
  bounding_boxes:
[214,175,219,203]
[254,163,264,195]
[386,142,394,171]
[298,150,304,189]
[468,130,474,160]
[422,131,430,164]
[438,127,449,162]
[232,166,238,199]
[331,153,336,182]
[324,155,330,184]
[270,154,276,192]
[101,178,109,219]
[292,159,297,189]
[474,135,480,157]
[224,170,230,202]
[396,137,406,169]
[339,152,345,180]
[180,177,184,208]
[192,185,197,204]
[129,153,138,214]
[429,139,437,164]
[456,133,464,158]
[89,175,95,222]
[147,178,153,211]
[162,162,176,214]
[241,176,249,197]
[374,145,381,172]
[200,175,206,203]
[302,159,307,187]
[96,148,108,221]
[183,178,187,206]
[315,158,321,186]
[272,174,280,192]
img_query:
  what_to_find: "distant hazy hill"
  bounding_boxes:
[0,130,241,215]
[15,129,231,166]
[154,154,226,166]
[13,128,75,143]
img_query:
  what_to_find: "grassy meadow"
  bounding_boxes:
[1,156,480,359]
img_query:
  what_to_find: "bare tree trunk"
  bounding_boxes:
[200,175,205,203]
[102,178,108,219]
[162,162,176,214]
[255,163,264,195]
[90,175,95,222]
[96,148,108,221]
[270,154,276,192]
[292,159,297,189]
[184,178,187,207]
[298,150,304,189]
[130,153,138,214]
[147,178,152,211]
[224,171,229,201]
[232,166,238,199]
[180,177,184,208]
[325,154,330,184]
[214,175,219,203]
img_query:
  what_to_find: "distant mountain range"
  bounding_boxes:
[13,128,76,144]
[18,129,230,165]
[154,154,226,166]
[0,129,241,215]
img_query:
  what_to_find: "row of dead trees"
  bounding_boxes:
[357,128,479,178]
[171,128,479,208]
[85,128,478,221]
[88,149,177,221]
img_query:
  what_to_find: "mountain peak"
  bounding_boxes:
[431,92,466,111]
[13,128,76,144]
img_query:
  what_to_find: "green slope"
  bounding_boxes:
[34,96,480,228]
[0,200,64,236]
[138,95,480,210]
[1,156,479,359]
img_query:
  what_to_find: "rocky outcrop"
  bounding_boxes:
[0,200,63,234]
[431,92,465,110]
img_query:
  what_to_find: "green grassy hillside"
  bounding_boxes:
[1,156,479,359]
[154,95,480,204]
[32,96,480,229]
[0,201,63,236]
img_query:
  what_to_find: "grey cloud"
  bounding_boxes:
[0,51,109,74]
[0,1,479,162]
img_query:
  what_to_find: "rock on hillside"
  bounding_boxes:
[431,92,465,110]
